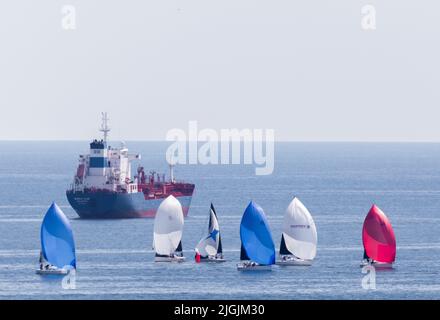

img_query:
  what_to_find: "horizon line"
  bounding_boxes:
[0,139,440,143]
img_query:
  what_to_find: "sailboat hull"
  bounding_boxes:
[237,262,272,271]
[154,256,186,263]
[277,257,313,266]
[360,260,393,269]
[36,268,70,275]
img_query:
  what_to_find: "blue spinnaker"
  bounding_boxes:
[41,202,76,269]
[240,201,275,265]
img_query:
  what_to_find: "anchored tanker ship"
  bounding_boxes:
[66,113,195,219]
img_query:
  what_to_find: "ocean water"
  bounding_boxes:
[0,141,439,300]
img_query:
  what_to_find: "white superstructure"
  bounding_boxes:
[72,113,141,193]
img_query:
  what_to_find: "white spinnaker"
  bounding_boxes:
[195,208,219,256]
[153,195,184,255]
[282,197,317,260]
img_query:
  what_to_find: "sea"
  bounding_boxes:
[0,141,439,300]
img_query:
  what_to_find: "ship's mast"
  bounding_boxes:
[168,154,175,183]
[100,112,110,144]
[169,163,175,183]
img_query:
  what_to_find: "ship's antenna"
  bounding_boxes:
[100,112,110,144]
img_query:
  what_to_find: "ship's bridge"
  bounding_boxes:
[70,114,140,192]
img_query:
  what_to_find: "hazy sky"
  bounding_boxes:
[0,1,438,141]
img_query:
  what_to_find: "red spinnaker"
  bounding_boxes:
[362,205,396,263]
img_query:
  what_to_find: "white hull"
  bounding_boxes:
[277,257,313,266]
[36,268,70,275]
[360,260,393,269]
[237,262,272,271]
[155,256,186,263]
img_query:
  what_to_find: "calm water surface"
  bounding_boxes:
[0,142,439,299]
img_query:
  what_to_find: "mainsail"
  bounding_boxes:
[40,202,76,269]
[240,201,275,265]
[175,241,183,256]
[362,205,396,263]
[279,234,291,255]
[240,243,250,261]
[153,195,184,256]
[195,203,221,257]
[281,197,317,260]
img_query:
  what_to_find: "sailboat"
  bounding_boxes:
[195,203,225,263]
[237,201,275,271]
[277,197,317,266]
[153,195,185,262]
[36,202,76,275]
[360,204,396,269]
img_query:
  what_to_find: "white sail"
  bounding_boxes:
[195,206,220,257]
[282,197,317,260]
[153,195,184,256]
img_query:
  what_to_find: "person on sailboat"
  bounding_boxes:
[363,249,374,264]
[39,251,52,270]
